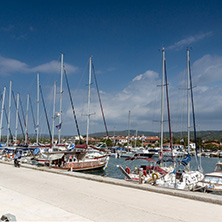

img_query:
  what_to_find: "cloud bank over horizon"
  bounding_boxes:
[63,53,222,135]
[1,53,222,136]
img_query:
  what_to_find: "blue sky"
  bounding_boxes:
[1,0,222,137]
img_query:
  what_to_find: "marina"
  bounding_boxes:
[1,1,222,221]
[0,161,222,222]
[1,148,221,193]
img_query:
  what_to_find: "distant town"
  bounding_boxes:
[1,130,222,152]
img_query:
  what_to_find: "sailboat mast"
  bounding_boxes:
[127,110,130,150]
[188,50,201,171]
[160,48,165,156]
[164,52,174,161]
[135,129,138,147]
[15,93,19,143]
[52,81,57,145]
[58,53,63,144]
[6,81,12,146]
[114,127,116,145]
[187,49,191,153]
[0,87,6,142]
[86,56,92,145]
[37,72,40,144]
[25,93,30,144]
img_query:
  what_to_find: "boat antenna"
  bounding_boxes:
[39,85,52,142]
[63,68,82,143]
[91,61,109,137]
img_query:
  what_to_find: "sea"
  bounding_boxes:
[84,156,220,180]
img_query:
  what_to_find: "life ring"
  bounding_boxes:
[152,173,159,180]
[143,170,147,176]
[125,167,131,174]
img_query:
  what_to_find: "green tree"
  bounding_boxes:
[105,139,113,147]
[204,143,218,151]
[136,140,141,147]
[196,137,203,149]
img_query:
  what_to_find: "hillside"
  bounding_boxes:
[89,130,222,140]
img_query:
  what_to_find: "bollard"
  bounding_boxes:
[139,168,143,184]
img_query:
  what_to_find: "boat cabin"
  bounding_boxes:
[214,162,222,172]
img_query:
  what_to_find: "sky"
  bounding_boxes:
[1,0,222,138]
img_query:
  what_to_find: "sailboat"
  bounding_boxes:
[155,48,204,190]
[44,56,109,171]
[117,48,173,183]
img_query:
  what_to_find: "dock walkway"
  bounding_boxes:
[0,161,221,222]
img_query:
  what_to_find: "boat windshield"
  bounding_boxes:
[218,178,222,184]
[204,176,219,184]
[214,163,222,172]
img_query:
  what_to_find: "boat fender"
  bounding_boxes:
[143,170,147,176]
[152,173,159,180]
[125,167,131,174]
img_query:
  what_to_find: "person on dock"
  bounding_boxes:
[13,151,21,167]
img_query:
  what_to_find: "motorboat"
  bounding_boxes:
[134,147,155,158]
[195,162,222,192]
[117,157,169,183]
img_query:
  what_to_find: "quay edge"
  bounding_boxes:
[1,160,222,206]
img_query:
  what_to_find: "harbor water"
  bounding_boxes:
[85,156,220,180]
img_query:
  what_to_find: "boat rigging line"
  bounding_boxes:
[39,85,52,142]
[3,106,13,142]
[164,55,174,162]
[19,93,30,143]
[188,50,202,172]
[12,90,25,140]
[63,68,82,143]
[29,96,37,136]
[91,61,109,137]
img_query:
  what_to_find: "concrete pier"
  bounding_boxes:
[0,161,222,222]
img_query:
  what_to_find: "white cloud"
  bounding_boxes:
[62,61,222,135]
[0,56,78,76]
[64,70,162,134]
[4,54,222,135]
[32,60,78,74]
[167,32,212,50]
[0,56,29,75]
[191,54,222,85]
